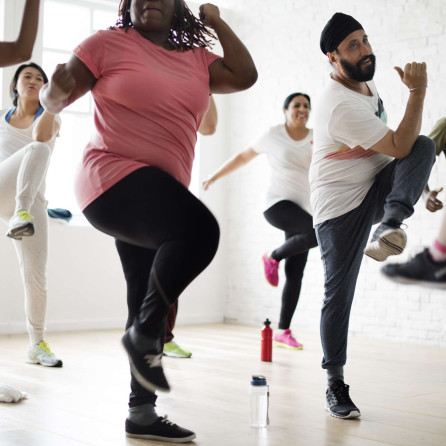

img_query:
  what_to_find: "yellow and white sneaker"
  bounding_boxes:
[27,341,63,367]
[163,341,192,358]
[7,210,34,239]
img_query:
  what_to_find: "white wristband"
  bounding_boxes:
[409,85,428,92]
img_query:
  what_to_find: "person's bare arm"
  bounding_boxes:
[32,111,59,142]
[0,0,40,67]
[370,62,427,159]
[40,55,96,114]
[198,96,218,135]
[199,4,257,94]
[202,148,258,190]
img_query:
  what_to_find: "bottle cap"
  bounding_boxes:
[263,318,271,326]
[251,375,267,386]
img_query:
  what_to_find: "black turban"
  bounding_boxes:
[320,13,363,54]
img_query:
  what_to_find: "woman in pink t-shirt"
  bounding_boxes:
[40,1,257,442]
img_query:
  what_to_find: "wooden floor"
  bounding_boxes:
[0,324,445,446]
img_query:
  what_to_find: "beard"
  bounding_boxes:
[340,54,376,82]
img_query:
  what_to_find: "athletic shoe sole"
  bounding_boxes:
[163,351,192,358]
[273,341,303,350]
[380,270,446,289]
[364,228,407,262]
[26,358,63,367]
[126,432,196,442]
[325,404,361,419]
[7,223,34,239]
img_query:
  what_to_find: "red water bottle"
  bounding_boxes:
[261,319,272,362]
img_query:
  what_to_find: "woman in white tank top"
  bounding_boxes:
[0,61,62,368]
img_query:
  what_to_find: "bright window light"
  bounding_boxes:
[43,0,116,215]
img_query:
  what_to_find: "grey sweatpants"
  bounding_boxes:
[315,135,436,380]
[0,141,52,346]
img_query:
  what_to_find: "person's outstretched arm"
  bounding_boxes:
[198,96,218,135]
[199,4,257,94]
[423,118,446,212]
[32,111,60,143]
[0,0,41,67]
[202,148,258,190]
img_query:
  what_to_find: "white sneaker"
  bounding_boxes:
[364,222,406,262]
[6,210,34,239]
[27,341,63,367]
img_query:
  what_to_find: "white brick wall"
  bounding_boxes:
[204,0,446,346]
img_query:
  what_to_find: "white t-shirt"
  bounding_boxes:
[309,79,392,225]
[251,124,313,215]
[0,109,60,163]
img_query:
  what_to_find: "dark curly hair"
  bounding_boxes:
[112,0,216,51]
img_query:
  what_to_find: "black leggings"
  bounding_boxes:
[263,200,317,330]
[84,166,220,406]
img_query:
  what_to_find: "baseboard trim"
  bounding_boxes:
[0,313,224,335]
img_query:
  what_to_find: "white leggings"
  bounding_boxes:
[0,141,52,345]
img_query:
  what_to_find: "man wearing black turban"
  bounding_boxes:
[309,13,436,419]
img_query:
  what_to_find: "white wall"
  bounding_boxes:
[201,0,446,346]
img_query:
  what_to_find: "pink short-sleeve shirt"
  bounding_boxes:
[73,28,220,210]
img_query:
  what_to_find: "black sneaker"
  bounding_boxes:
[382,248,446,289]
[125,416,196,442]
[122,327,170,393]
[325,380,361,419]
[364,222,407,262]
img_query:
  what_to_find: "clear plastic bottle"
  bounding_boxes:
[249,375,269,427]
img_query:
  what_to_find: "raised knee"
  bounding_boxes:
[27,141,51,158]
[415,135,436,162]
[194,213,220,260]
[204,214,220,254]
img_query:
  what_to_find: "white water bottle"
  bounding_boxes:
[249,375,269,427]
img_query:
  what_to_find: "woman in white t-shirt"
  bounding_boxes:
[203,93,317,349]
[0,62,62,367]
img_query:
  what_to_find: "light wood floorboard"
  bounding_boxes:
[0,324,445,446]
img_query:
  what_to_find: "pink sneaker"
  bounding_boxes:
[273,329,303,350]
[262,253,279,287]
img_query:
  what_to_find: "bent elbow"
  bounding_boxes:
[14,46,33,64]
[243,68,258,89]
[33,133,52,143]
[199,126,216,136]
[234,68,258,91]
[19,50,33,63]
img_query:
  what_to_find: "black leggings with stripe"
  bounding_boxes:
[84,166,220,406]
